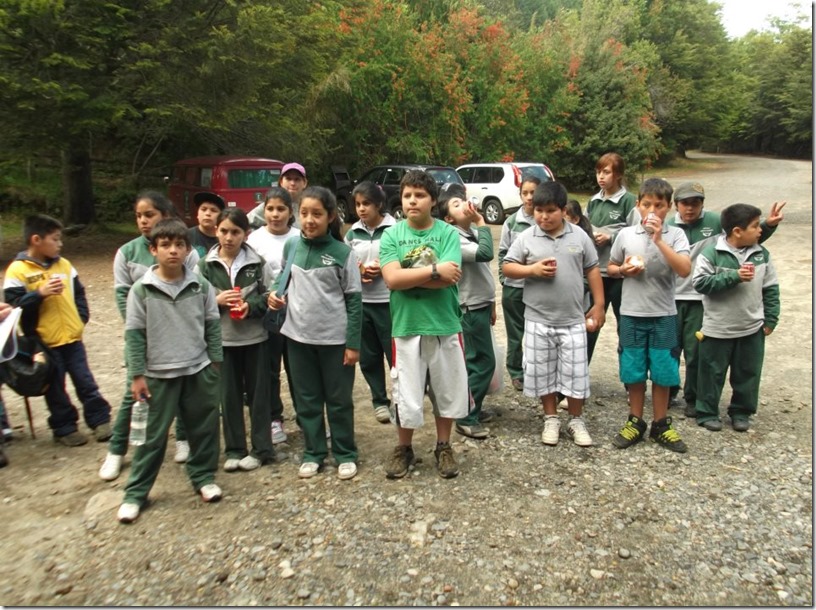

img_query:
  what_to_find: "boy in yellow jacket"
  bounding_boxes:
[3,214,112,446]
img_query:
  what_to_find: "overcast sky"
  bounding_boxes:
[716,0,812,38]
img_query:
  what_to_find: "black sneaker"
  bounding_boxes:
[478,409,496,423]
[700,418,723,432]
[54,431,88,447]
[612,415,647,449]
[434,443,460,479]
[731,417,751,432]
[385,445,415,479]
[650,417,688,453]
[684,402,697,418]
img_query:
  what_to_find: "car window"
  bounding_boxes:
[490,167,504,183]
[361,168,386,184]
[471,167,491,183]
[227,169,282,189]
[457,167,474,183]
[200,168,213,188]
[383,168,403,186]
[427,168,462,185]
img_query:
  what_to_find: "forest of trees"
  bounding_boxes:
[0,0,811,223]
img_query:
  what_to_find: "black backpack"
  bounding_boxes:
[0,335,54,397]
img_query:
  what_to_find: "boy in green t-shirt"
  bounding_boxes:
[379,170,470,479]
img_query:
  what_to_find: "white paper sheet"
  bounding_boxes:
[0,307,22,363]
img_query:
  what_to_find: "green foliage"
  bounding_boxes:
[728,23,812,156]
[0,0,810,216]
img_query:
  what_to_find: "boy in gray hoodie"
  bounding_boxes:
[117,219,223,524]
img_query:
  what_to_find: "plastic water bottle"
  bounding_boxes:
[130,398,149,446]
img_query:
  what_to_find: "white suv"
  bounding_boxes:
[455,162,556,224]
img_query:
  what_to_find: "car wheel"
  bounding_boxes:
[392,204,405,220]
[483,199,504,224]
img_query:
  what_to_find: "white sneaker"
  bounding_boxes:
[200,483,222,502]
[99,453,123,481]
[271,420,287,444]
[541,415,561,446]
[374,406,391,424]
[337,462,358,480]
[174,440,190,463]
[238,455,262,471]
[298,462,320,479]
[117,502,140,523]
[567,417,593,447]
[223,458,241,472]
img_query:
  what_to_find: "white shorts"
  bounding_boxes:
[522,320,590,399]
[391,334,471,429]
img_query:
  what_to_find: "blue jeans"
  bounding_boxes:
[45,341,111,437]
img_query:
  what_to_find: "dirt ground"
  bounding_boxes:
[0,151,810,605]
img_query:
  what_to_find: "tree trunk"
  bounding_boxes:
[61,145,96,225]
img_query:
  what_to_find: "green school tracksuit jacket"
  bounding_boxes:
[668,210,778,301]
[272,233,362,349]
[692,235,780,339]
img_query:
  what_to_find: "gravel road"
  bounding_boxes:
[0,152,811,605]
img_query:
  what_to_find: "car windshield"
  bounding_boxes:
[519,165,552,183]
[427,168,463,185]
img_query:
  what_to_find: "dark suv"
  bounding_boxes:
[336,164,464,222]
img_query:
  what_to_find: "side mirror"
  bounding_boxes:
[163,175,170,184]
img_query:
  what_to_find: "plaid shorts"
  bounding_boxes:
[522,320,590,399]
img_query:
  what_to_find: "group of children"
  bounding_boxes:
[0,156,783,523]
[497,153,783,453]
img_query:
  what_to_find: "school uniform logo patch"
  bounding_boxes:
[700,227,714,237]
[245,268,257,279]
[609,211,621,220]
[567,245,582,253]
[321,254,336,266]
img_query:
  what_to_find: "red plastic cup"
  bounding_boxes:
[229,287,243,320]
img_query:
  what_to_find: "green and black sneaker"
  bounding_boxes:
[650,417,688,453]
[612,414,647,449]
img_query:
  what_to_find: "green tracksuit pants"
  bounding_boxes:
[695,328,765,423]
[109,347,187,456]
[670,300,704,405]
[221,341,274,462]
[287,340,357,465]
[267,333,299,423]
[122,364,221,506]
[457,306,495,426]
[267,332,285,422]
[586,276,623,363]
[501,285,525,382]
[359,303,393,408]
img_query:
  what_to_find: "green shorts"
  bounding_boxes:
[618,315,680,387]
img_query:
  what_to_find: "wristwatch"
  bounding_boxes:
[431,263,440,280]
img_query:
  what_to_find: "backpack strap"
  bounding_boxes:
[275,237,300,298]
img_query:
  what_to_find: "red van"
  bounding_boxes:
[167,156,285,224]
